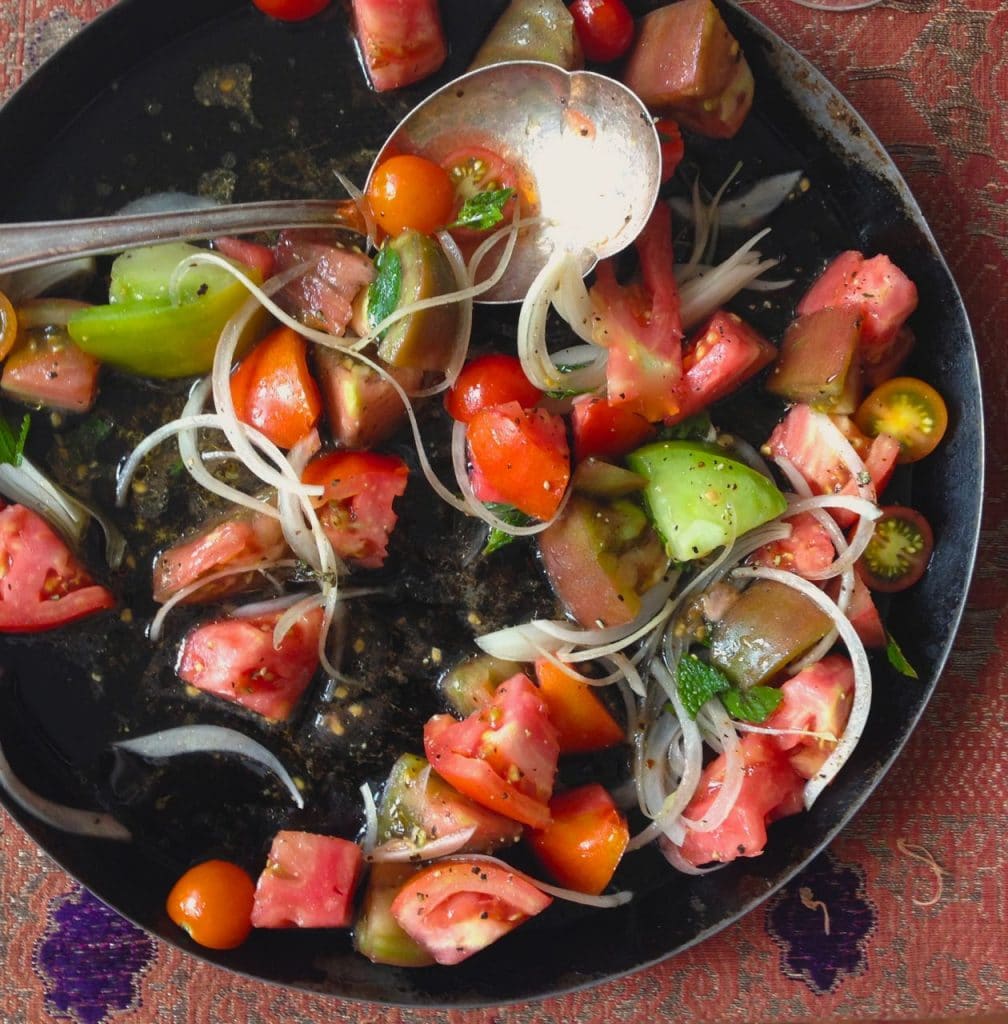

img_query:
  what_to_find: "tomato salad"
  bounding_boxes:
[0,0,948,969]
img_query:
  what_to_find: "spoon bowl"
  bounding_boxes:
[369,61,662,303]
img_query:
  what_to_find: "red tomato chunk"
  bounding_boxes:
[177,607,323,721]
[0,503,114,632]
[252,830,363,929]
[424,673,560,829]
[444,354,542,424]
[351,0,448,93]
[749,512,835,578]
[390,859,552,965]
[1,322,99,414]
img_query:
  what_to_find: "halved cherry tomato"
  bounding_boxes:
[854,376,948,464]
[230,325,322,450]
[366,155,455,237]
[390,858,552,965]
[167,859,256,950]
[302,450,408,569]
[527,784,629,895]
[857,504,934,593]
[444,354,542,424]
[466,401,570,521]
[424,673,559,828]
[655,119,685,185]
[570,395,656,462]
[0,290,17,361]
[534,658,624,754]
[251,0,329,21]
[569,0,635,63]
[0,503,115,632]
[441,145,520,227]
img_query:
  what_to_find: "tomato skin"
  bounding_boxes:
[570,395,656,462]
[390,858,552,966]
[177,607,323,721]
[466,401,570,521]
[655,118,685,185]
[534,658,624,754]
[302,450,408,569]
[569,0,635,63]
[251,0,329,19]
[854,376,948,464]
[230,325,322,450]
[444,354,542,424]
[366,155,455,237]
[424,673,559,829]
[0,504,115,632]
[528,784,629,895]
[857,505,934,593]
[167,860,256,950]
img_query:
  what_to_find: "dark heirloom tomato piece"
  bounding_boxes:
[152,512,287,604]
[390,859,552,966]
[230,325,322,450]
[444,354,542,424]
[855,376,949,464]
[467,401,570,521]
[302,450,408,569]
[423,673,559,829]
[672,734,804,867]
[534,658,624,754]
[674,311,777,422]
[351,0,447,93]
[622,0,754,139]
[177,607,323,722]
[857,505,934,593]
[528,783,629,895]
[764,655,854,779]
[538,493,667,629]
[251,831,363,929]
[0,503,114,632]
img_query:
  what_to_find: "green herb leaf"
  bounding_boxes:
[0,410,30,467]
[676,653,732,718]
[366,244,403,337]
[482,503,535,556]
[886,632,919,679]
[657,412,712,442]
[720,685,783,724]
[450,188,515,231]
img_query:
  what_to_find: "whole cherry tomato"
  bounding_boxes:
[166,859,256,950]
[569,0,635,64]
[251,0,330,21]
[366,155,456,237]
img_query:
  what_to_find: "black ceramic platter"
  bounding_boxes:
[0,0,983,1007]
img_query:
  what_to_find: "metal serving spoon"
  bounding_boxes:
[0,61,660,303]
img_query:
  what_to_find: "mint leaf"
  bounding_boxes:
[721,685,783,724]
[886,632,919,679]
[450,188,514,231]
[366,243,402,336]
[0,410,30,467]
[483,503,534,556]
[676,654,732,718]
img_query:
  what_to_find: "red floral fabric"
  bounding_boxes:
[1,1,1006,1021]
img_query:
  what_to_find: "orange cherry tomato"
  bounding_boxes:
[230,325,322,449]
[534,657,625,754]
[527,784,629,895]
[166,859,256,950]
[366,155,455,237]
[0,290,17,361]
[854,376,948,464]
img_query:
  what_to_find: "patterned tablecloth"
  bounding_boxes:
[0,1,1006,1022]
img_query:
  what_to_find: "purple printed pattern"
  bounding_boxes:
[34,885,155,1024]
[765,850,877,995]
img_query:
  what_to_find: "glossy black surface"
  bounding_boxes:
[0,0,982,1006]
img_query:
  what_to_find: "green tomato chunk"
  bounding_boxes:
[626,441,787,563]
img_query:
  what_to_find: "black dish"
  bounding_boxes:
[0,0,982,1007]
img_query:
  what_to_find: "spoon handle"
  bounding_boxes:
[0,199,366,275]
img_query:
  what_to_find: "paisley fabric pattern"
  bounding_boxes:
[0,1,1006,1021]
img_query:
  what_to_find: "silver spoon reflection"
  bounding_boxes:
[0,61,660,304]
